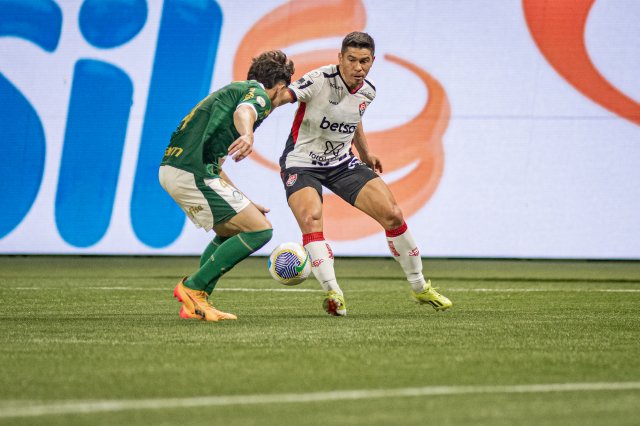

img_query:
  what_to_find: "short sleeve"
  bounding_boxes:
[237,87,272,121]
[288,69,325,103]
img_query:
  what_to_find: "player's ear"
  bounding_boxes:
[275,81,287,94]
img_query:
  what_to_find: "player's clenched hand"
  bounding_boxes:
[228,134,254,162]
[362,153,383,174]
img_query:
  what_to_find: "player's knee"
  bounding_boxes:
[244,228,273,251]
[380,204,404,229]
[259,228,273,245]
[259,216,273,230]
[298,210,322,230]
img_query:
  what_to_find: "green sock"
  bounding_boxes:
[202,235,229,293]
[198,235,230,294]
[185,229,273,293]
[200,235,229,267]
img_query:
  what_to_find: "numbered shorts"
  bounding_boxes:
[281,156,378,205]
[159,165,250,231]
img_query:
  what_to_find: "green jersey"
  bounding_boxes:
[161,80,272,178]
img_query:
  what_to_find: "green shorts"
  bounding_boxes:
[159,165,250,231]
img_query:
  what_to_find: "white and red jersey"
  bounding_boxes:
[279,64,376,169]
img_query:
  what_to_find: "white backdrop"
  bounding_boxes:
[1,0,639,258]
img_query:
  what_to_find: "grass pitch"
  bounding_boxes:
[0,256,639,425]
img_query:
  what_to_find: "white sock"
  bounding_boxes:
[303,232,343,296]
[386,222,426,292]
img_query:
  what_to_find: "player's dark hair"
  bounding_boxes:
[247,50,295,89]
[341,32,375,56]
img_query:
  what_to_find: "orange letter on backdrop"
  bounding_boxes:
[523,0,640,126]
[233,0,449,240]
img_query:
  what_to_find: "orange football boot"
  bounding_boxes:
[173,278,237,321]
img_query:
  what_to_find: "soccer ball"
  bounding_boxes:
[268,242,311,286]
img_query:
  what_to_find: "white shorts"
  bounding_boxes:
[159,165,251,231]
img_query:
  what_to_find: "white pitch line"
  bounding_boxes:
[10,287,321,292]
[1,382,639,418]
[9,287,640,293]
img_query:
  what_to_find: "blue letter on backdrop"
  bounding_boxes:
[55,0,146,247]
[56,60,133,247]
[130,0,223,248]
[0,0,62,238]
[79,0,148,49]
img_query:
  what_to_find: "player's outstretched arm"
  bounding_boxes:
[353,122,383,173]
[229,104,257,162]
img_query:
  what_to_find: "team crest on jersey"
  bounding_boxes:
[256,96,266,107]
[286,173,298,187]
[359,101,367,116]
[232,190,244,201]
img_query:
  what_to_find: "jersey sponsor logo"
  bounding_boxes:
[359,101,367,116]
[324,141,345,156]
[329,99,339,105]
[308,152,334,164]
[164,147,184,158]
[329,82,343,91]
[187,205,204,218]
[308,141,346,165]
[256,96,266,107]
[320,116,357,134]
[286,173,298,187]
